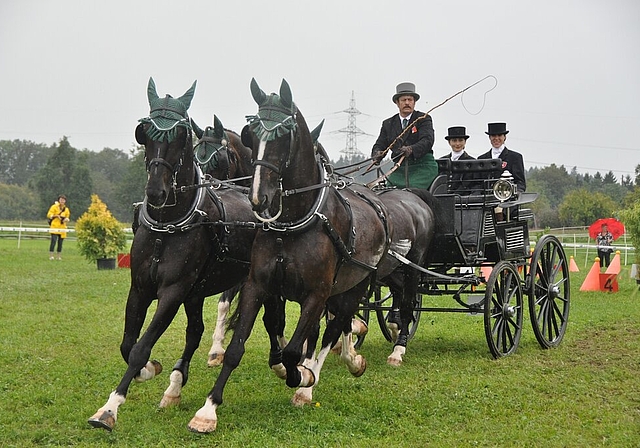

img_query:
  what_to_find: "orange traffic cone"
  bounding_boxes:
[580,257,601,291]
[569,256,579,272]
[605,251,620,275]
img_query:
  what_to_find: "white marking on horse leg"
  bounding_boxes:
[208,300,230,367]
[387,345,406,367]
[188,397,218,433]
[250,139,267,206]
[88,391,126,431]
[134,360,163,383]
[351,318,368,336]
[271,362,287,379]
[292,386,313,407]
[340,332,367,377]
[277,335,288,349]
[159,370,183,408]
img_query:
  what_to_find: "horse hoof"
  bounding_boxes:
[159,394,181,408]
[271,363,287,379]
[150,359,163,375]
[207,353,224,368]
[87,411,115,431]
[187,416,217,433]
[351,355,367,377]
[387,355,402,367]
[291,390,312,407]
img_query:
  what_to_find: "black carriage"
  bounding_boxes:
[358,158,571,358]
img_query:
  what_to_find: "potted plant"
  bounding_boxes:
[76,194,127,270]
[619,201,640,284]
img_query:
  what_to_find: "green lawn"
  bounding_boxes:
[0,239,638,447]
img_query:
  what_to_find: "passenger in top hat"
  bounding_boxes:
[477,122,526,192]
[440,126,477,193]
[371,82,438,189]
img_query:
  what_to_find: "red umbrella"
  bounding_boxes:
[589,218,625,240]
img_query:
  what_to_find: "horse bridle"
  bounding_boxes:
[142,120,191,209]
[194,128,232,177]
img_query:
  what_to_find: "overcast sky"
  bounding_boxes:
[1,0,638,179]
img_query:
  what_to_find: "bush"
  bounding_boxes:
[75,194,127,261]
[619,201,640,272]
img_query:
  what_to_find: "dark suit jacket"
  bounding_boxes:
[371,111,434,160]
[478,147,526,192]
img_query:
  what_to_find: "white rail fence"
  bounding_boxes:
[1,225,636,267]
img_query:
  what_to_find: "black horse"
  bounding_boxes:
[190,114,256,367]
[192,115,254,187]
[88,78,259,432]
[185,79,436,433]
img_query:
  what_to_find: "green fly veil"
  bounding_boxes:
[139,77,196,142]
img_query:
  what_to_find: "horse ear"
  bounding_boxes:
[279,79,293,109]
[178,80,197,110]
[135,123,146,145]
[147,77,159,105]
[310,119,325,143]
[213,115,225,137]
[191,118,204,139]
[241,125,253,149]
[250,78,267,105]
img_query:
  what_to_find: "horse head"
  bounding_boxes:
[136,77,197,208]
[243,78,314,219]
[192,115,237,180]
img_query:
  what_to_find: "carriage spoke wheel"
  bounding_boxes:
[484,261,523,358]
[528,234,571,349]
[374,288,422,344]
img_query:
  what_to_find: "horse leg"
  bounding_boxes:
[208,286,239,367]
[291,319,321,406]
[264,294,288,379]
[387,266,417,367]
[160,294,206,408]
[88,295,182,431]
[281,290,331,390]
[292,284,368,407]
[188,281,264,434]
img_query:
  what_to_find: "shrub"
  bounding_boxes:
[76,194,127,261]
[619,200,640,273]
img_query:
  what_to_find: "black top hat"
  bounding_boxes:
[392,82,420,103]
[445,126,469,140]
[485,122,509,135]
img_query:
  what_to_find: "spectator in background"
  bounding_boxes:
[596,223,614,268]
[47,195,70,260]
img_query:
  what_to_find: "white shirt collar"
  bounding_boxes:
[451,151,463,161]
[399,113,412,125]
[491,145,505,158]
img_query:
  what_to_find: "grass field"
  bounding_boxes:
[0,239,639,447]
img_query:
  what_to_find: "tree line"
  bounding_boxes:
[1,137,639,228]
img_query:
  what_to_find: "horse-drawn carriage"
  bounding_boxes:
[89,78,570,434]
[357,157,571,359]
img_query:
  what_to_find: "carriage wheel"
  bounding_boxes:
[528,234,570,349]
[484,260,523,358]
[374,288,422,344]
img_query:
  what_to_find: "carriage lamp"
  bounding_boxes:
[493,170,516,201]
